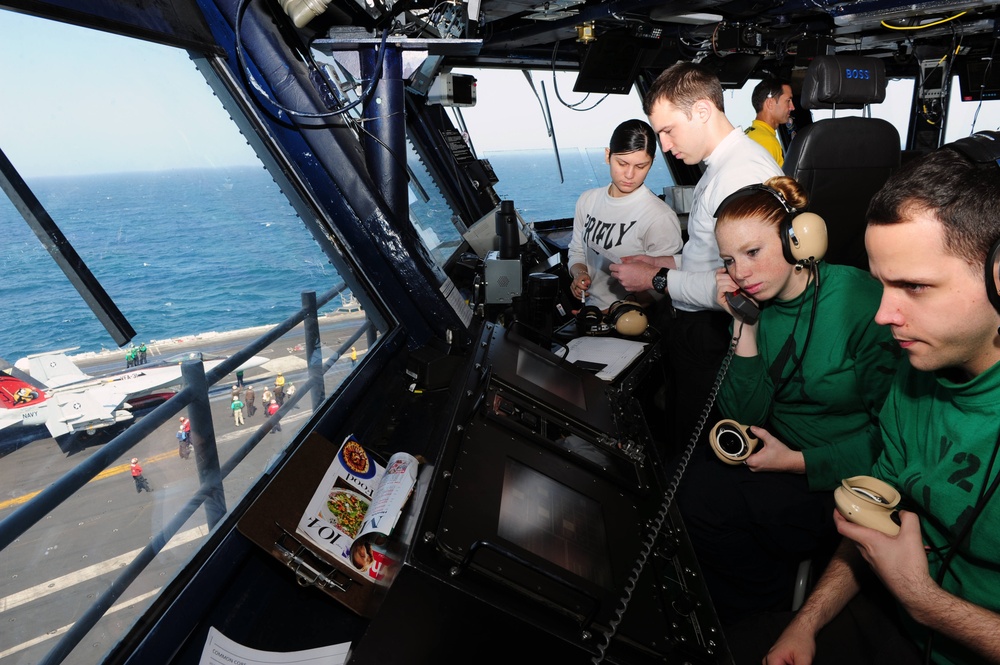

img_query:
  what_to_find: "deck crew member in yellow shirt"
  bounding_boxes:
[745,78,795,167]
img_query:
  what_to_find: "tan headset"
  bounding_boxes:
[606,300,648,336]
[833,476,901,536]
[945,131,1000,314]
[709,419,759,464]
[576,300,648,337]
[714,184,828,268]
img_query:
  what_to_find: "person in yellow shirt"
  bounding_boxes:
[273,373,286,405]
[745,78,795,167]
[350,346,357,366]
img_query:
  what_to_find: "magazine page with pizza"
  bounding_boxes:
[296,434,419,582]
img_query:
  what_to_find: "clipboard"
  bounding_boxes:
[237,433,387,618]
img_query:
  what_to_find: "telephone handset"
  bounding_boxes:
[725,289,760,325]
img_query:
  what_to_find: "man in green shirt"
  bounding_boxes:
[231,395,245,427]
[745,78,795,167]
[764,131,1000,665]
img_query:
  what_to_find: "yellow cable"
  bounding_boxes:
[882,11,966,30]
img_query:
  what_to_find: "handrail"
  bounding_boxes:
[0,284,372,665]
[0,283,342,549]
[39,318,374,665]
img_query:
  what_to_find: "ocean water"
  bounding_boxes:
[485,147,675,223]
[0,167,338,361]
[0,151,674,361]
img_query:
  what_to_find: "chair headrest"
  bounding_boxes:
[801,55,887,110]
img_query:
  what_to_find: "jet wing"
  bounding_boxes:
[24,353,91,389]
[97,353,267,394]
[97,365,188,394]
[204,355,269,374]
[6,352,269,438]
[43,384,132,439]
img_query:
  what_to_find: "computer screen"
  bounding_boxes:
[704,53,762,90]
[498,459,613,588]
[958,57,1000,101]
[484,322,615,437]
[515,346,587,410]
[573,35,644,95]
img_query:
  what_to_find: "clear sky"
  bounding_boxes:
[0,9,653,178]
[1,7,996,178]
[0,9,671,178]
[454,68,657,153]
[0,10,259,177]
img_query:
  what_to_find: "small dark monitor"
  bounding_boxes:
[705,53,762,90]
[484,323,615,436]
[515,346,587,410]
[498,459,613,588]
[573,35,644,95]
[958,57,1000,101]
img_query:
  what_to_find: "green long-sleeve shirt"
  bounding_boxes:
[873,360,1000,665]
[718,262,902,490]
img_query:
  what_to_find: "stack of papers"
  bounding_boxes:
[200,627,350,665]
[563,337,648,382]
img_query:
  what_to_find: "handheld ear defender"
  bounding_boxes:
[709,419,759,464]
[606,300,648,336]
[714,184,829,268]
[943,131,1000,315]
[833,475,901,536]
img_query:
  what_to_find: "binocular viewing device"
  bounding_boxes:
[709,419,760,465]
[710,420,902,537]
[833,475,901,536]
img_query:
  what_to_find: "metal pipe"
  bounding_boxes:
[0,284,344,550]
[302,290,327,410]
[0,145,135,347]
[183,360,228,527]
[361,44,407,221]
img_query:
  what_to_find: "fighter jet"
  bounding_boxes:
[0,351,267,439]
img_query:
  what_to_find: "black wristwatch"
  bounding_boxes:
[652,267,670,294]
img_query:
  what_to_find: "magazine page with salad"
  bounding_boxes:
[296,434,419,582]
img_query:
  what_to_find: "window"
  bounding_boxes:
[452,69,676,224]
[0,11,378,665]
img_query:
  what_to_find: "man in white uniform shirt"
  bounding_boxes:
[610,62,782,446]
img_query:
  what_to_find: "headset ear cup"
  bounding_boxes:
[986,238,1000,316]
[577,305,605,335]
[607,301,648,336]
[782,212,828,265]
[944,131,1000,316]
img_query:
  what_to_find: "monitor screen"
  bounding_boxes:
[483,322,616,437]
[958,57,1000,101]
[705,53,762,90]
[498,459,614,588]
[516,346,587,410]
[433,413,647,625]
[573,35,644,95]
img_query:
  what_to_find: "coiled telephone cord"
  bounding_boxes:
[590,324,744,664]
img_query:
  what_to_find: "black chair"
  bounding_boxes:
[783,55,901,271]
